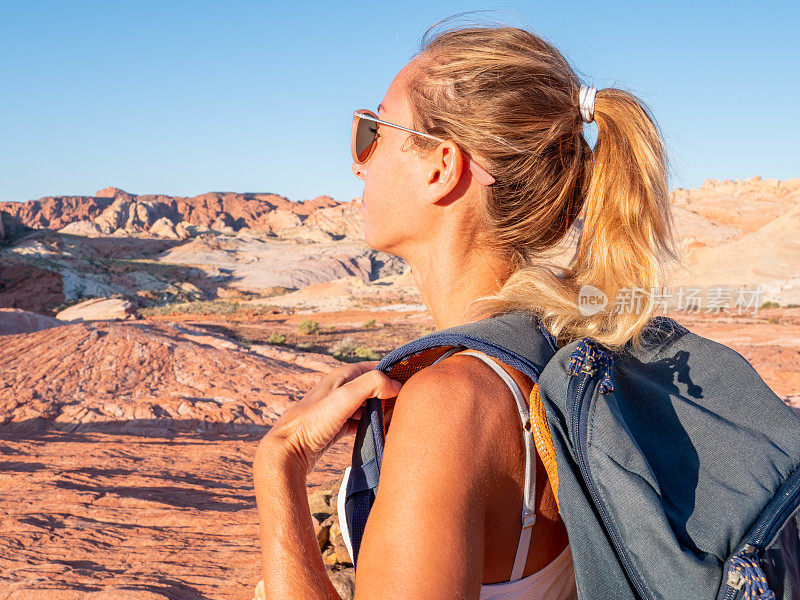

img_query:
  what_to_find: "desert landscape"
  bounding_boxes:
[1,176,799,599]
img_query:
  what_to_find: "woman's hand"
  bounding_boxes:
[258,361,403,476]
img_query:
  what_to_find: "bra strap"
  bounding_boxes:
[457,349,537,582]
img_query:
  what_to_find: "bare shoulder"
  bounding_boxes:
[386,353,524,464]
[352,352,526,598]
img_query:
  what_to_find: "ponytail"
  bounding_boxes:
[562,88,681,351]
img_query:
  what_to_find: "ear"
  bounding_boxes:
[421,140,466,202]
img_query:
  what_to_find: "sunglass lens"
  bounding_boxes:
[355,116,378,162]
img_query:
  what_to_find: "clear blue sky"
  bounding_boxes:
[1,1,797,204]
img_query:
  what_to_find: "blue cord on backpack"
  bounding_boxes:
[568,338,615,394]
[728,552,776,600]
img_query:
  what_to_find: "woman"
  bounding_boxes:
[253,22,678,600]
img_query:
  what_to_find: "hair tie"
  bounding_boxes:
[579,85,597,124]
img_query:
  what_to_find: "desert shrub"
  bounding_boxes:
[268,332,287,344]
[331,337,381,361]
[331,337,357,358]
[761,301,781,309]
[353,345,380,360]
[362,319,378,329]
[297,319,321,335]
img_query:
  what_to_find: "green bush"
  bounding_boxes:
[297,319,321,335]
[761,301,781,309]
[353,345,380,360]
[362,319,378,329]
[268,333,287,344]
[331,337,380,361]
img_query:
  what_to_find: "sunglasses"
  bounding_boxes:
[351,109,496,186]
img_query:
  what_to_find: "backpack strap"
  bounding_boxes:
[529,383,560,511]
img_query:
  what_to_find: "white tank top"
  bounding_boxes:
[336,349,577,599]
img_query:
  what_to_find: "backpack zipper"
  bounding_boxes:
[721,465,800,600]
[745,465,800,550]
[569,367,652,600]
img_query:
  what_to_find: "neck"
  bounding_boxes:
[404,221,513,331]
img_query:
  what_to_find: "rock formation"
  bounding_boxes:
[0,307,63,335]
[0,319,341,433]
[0,188,346,238]
[55,297,139,323]
[0,260,65,312]
[0,317,355,598]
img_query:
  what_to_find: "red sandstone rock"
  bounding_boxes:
[0,319,335,434]
[55,297,139,323]
[0,261,65,313]
[0,308,63,335]
[0,189,344,236]
[0,315,356,597]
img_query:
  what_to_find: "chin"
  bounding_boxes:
[363,223,401,257]
[363,223,383,252]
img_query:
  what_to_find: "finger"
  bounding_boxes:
[313,370,398,441]
[316,361,382,396]
[331,370,402,412]
[336,360,380,384]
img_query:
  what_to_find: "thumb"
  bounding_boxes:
[333,369,402,412]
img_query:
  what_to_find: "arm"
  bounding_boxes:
[253,362,401,600]
[254,440,341,600]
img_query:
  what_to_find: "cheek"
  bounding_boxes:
[362,159,413,248]
[364,157,406,217]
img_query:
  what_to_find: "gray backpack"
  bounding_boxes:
[343,309,800,599]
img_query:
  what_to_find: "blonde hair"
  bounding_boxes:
[406,24,681,352]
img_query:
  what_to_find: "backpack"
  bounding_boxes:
[341,309,800,599]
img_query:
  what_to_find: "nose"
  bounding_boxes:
[352,161,366,181]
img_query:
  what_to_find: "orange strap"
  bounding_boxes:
[529,383,560,511]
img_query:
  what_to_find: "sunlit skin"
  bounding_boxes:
[253,57,569,600]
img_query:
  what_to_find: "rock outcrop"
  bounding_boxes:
[671,176,800,235]
[0,261,65,312]
[55,297,139,323]
[0,319,339,433]
[58,219,104,236]
[0,308,63,335]
[153,234,406,293]
[0,210,33,243]
[0,317,354,598]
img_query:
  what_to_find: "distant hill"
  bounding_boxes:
[0,187,351,238]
